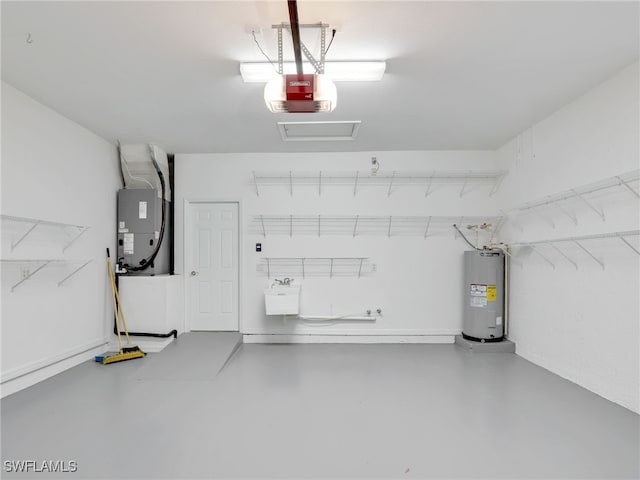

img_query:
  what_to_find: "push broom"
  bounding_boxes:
[95,248,145,364]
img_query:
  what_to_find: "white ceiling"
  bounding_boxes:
[2,1,638,154]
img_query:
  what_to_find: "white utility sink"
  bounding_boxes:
[264,281,301,315]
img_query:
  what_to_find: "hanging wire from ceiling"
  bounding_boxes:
[324,29,337,55]
[251,30,279,73]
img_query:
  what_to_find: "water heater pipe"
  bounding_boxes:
[453,224,482,251]
[298,314,379,321]
[503,246,510,337]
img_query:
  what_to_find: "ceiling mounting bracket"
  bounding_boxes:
[272,22,330,74]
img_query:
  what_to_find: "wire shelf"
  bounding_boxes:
[503,170,639,226]
[1,215,89,252]
[257,257,373,279]
[251,215,503,238]
[1,259,92,291]
[508,230,640,269]
[252,170,507,197]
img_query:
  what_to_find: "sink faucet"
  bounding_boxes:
[274,277,293,285]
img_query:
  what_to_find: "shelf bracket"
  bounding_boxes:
[289,214,293,238]
[548,243,578,270]
[62,227,89,253]
[530,246,555,270]
[11,221,41,251]
[289,171,293,197]
[301,258,305,279]
[387,216,392,238]
[616,176,640,199]
[318,215,321,237]
[11,260,51,292]
[616,233,640,256]
[493,215,507,236]
[424,216,432,239]
[252,171,260,197]
[572,189,605,221]
[318,171,322,196]
[573,240,604,269]
[498,209,522,233]
[260,215,266,237]
[330,258,334,279]
[460,174,470,197]
[353,215,359,238]
[533,210,555,229]
[553,202,578,226]
[489,173,505,196]
[387,171,396,197]
[358,258,364,278]
[424,174,434,198]
[353,171,359,196]
[58,260,92,287]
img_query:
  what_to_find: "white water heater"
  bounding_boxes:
[462,250,505,342]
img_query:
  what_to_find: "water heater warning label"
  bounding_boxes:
[487,285,497,302]
[470,284,487,308]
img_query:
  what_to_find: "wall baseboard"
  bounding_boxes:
[241,328,460,336]
[243,334,455,344]
[1,341,108,398]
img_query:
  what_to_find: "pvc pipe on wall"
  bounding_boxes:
[297,314,379,321]
[504,247,510,337]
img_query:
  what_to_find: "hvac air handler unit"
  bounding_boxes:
[462,250,505,342]
[116,143,171,276]
[117,189,170,275]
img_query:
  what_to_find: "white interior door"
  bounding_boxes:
[188,202,239,331]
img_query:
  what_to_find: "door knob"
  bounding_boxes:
[191,270,198,276]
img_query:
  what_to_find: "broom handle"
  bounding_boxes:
[112,274,131,344]
[106,249,123,352]
[106,249,131,344]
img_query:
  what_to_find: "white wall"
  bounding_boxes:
[1,82,121,395]
[175,151,499,340]
[496,62,640,413]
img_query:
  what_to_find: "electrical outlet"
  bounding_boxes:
[371,156,379,175]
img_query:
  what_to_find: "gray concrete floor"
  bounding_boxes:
[1,334,638,479]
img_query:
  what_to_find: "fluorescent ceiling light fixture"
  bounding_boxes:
[240,61,386,83]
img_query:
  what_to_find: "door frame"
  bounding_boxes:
[183,198,243,333]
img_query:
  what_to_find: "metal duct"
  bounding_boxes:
[119,143,171,202]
